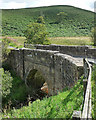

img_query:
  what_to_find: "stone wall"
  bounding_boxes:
[8,48,83,95]
[8,49,24,79]
[25,44,96,58]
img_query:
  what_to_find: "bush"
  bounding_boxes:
[1,68,13,98]
[2,37,11,59]
[2,37,18,60]
[2,66,28,108]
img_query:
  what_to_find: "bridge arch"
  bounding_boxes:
[24,64,55,95]
[26,69,45,89]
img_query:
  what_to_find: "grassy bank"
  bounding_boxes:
[2,77,83,118]
[92,65,96,119]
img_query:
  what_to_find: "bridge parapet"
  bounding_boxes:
[53,53,83,93]
[25,44,96,58]
[24,48,59,67]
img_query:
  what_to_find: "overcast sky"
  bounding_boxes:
[0,0,95,12]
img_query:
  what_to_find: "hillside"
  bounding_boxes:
[2,5,94,37]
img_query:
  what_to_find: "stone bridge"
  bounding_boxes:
[8,45,96,95]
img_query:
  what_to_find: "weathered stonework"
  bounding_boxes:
[25,44,96,58]
[8,47,83,95]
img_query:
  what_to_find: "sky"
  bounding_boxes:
[0,0,95,12]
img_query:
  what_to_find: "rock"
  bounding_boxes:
[41,82,48,94]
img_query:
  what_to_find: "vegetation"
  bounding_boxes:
[2,36,23,60]
[91,27,96,46]
[37,16,45,24]
[1,68,13,98]
[24,17,50,44]
[1,5,96,119]
[2,78,83,118]
[57,12,67,24]
[2,36,93,47]
[1,37,28,111]
[92,65,96,119]
[2,37,11,59]
[2,64,28,110]
[2,36,23,49]
[2,5,94,37]
[49,37,93,45]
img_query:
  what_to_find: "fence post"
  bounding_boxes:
[72,111,81,120]
[83,79,87,100]
[24,42,26,47]
[83,58,89,79]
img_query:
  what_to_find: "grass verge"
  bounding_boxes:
[91,65,96,119]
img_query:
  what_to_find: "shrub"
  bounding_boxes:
[2,37,11,59]
[2,66,28,108]
[1,68,13,98]
[2,37,18,59]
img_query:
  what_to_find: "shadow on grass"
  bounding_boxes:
[46,79,83,118]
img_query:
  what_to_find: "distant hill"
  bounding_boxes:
[2,5,94,37]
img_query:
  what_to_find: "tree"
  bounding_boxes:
[91,27,96,46]
[37,16,45,24]
[24,17,50,45]
[57,12,67,24]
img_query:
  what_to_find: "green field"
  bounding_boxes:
[49,37,93,45]
[2,36,93,48]
[2,5,94,37]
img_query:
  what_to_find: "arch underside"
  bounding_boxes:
[24,62,55,95]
